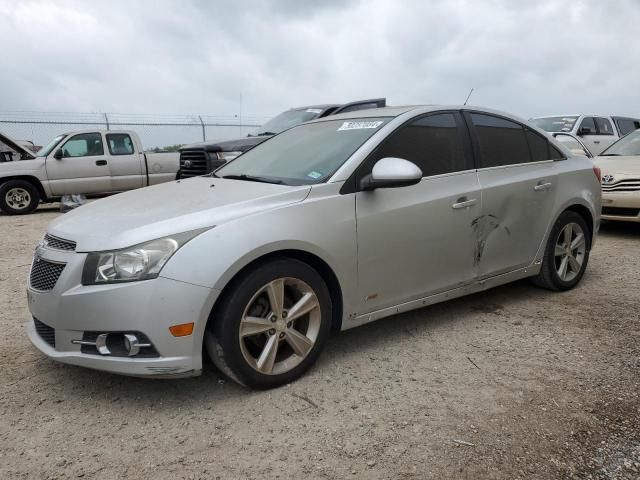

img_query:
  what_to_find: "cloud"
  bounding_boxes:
[1,0,640,122]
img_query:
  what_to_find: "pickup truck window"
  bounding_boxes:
[579,117,597,134]
[61,133,104,157]
[107,134,134,155]
[594,117,614,135]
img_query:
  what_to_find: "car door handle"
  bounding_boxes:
[96,160,107,166]
[593,140,601,144]
[452,197,478,209]
[534,182,553,191]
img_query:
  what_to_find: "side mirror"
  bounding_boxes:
[577,126,592,136]
[360,157,423,191]
[53,149,63,160]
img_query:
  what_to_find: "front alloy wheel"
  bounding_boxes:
[239,278,321,375]
[206,258,332,389]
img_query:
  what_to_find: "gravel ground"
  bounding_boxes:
[1,205,638,480]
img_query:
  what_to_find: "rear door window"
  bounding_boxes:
[469,113,531,167]
[107,134,135,155]
[370,112,473,177]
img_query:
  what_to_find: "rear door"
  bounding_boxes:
[355,111,480,313]
[45,132,111,195]
[105,133,144,191]
[465,112,560,278]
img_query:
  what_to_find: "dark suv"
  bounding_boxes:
[177,98,385,178]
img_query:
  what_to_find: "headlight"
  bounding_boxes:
[82,229,207,285]
[215,151,242,162]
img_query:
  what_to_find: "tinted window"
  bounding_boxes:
[579,117,597,134]
[525,129,549,162]
[371,113,472,177]
[615,119,638,136]
[470,113,530,167]
[594,117,614,135]
[107,134,134,155]
[61,133,103,158]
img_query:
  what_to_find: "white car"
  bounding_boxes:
[531,114,640,155]
[26,106,601,389]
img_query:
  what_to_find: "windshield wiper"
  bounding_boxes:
[600,153,621,156]
[222,174,284,184]
[253,131,277,136]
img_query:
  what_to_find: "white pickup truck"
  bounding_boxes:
[0,130,178,215]
[531,114,640,155]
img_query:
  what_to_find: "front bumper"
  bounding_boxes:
[26,245,220,378]
[601,191,640,222]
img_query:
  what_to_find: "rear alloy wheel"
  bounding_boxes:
[532,211,591,291]
[0,180,40,215]
[206,258,332,389]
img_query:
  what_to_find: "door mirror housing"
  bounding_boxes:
[577,126,592,136]
[53,148,63,160]
[360,157,423,191]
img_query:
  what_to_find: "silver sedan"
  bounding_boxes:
[26,105,601,389]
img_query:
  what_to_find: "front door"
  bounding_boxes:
[355,111,480,314]
[465,112,559,278]
[579,116,617,155]
[45,132,111,195]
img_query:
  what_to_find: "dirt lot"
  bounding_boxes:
[0,205,638,480]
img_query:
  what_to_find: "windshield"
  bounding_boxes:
[251,108,325,136]
[600,130,640,156]
[532,116,579,133]
[37,134,66,157]
[218,117,390,185]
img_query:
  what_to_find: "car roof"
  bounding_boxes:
[308,105,533,124]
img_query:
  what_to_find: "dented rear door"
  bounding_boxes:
[465,111,559,278]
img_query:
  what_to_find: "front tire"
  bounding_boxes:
[532,211,591,291]
[0,180,40,215]
[205,258,332,389]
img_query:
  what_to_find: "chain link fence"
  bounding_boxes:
[0,111,272,152]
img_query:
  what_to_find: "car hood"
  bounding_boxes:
[594,155,640,175]
[47,177,311,251]
[181,135,271,153]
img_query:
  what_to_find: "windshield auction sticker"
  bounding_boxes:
[337,121,384,131]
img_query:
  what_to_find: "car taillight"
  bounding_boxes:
[593,165,602,183]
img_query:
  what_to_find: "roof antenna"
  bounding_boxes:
[463,87,475,106]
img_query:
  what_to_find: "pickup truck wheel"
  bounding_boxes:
[0,180,40,215]
[205,258,332,389]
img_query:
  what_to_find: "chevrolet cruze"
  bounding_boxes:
[26,106,601,389]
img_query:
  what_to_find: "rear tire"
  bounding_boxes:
[532,211,591,291]
[205,258,332,389]
[0,180,40,215]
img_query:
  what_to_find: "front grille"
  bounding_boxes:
[44,234,76,251]
[179,149,208,177]
[30,259,65,291]
[602,179,640,192]
[602,207,640,217]
[33,318,55,348]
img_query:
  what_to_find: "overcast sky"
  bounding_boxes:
[2,0,640,121]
